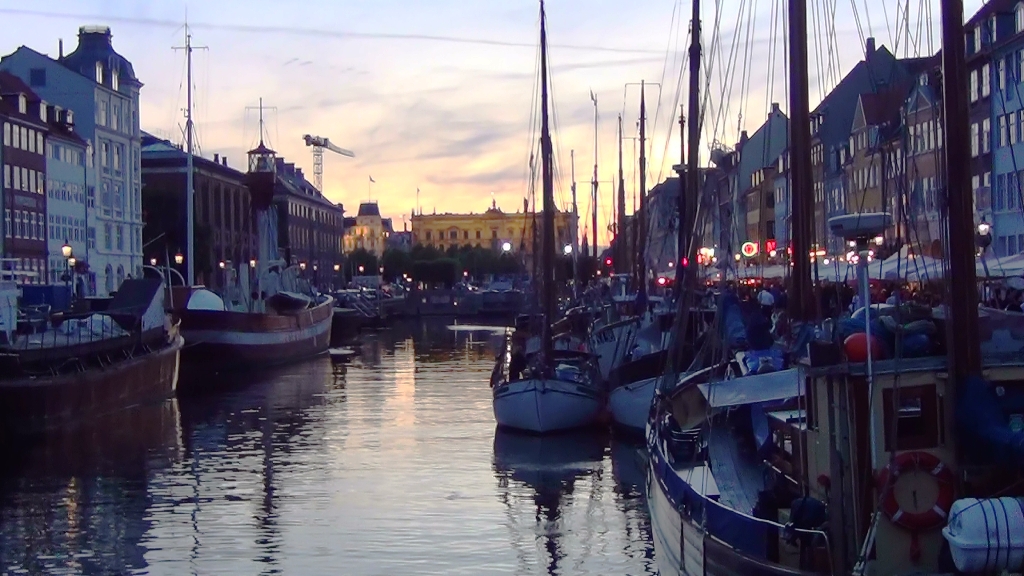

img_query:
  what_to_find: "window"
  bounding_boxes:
[3,165,8,189]
[982,63,991,97]
[2,122,8,146]
[449,230,458,240]
[970,70,979,101]
[20,127,27,150]
[17,94,26,114]
[13,166,20,190]
[103,223,112,250]
[999,59,1007,91]
[983,118,992,153]
[95,62,103,84]
[111,69,119,91]
[36,132,42,154]
[884,383,937,450]
[29,68,45,87]
[996,174,1006,210]
[1018,3,1024,33]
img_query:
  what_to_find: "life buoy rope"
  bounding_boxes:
[877,451,956,533]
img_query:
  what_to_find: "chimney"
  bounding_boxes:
[737,130,749,153]
[771,102,780,114]
[865,37,876,59]
[58,39,63,59]
[213,153,220,164]
[222,157,227,167]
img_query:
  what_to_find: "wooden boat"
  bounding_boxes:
[0,278,183,437]
[490,2,605,434]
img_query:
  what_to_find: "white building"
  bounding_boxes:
[2,26,143,295]
[44,107,88,290]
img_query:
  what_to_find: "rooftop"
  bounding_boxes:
[60,26,141,89]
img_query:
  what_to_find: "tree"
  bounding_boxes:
[381,248,413,282]
[347,248,378,279]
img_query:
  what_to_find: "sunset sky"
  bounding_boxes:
[0,0,983,247]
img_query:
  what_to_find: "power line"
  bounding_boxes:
[0,8,666,55]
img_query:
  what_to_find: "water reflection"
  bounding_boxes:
[0,319,656,575]
[0,399,182,575]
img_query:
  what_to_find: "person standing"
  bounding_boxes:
[757,285,776,319]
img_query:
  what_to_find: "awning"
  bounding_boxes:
[697,368,804,408]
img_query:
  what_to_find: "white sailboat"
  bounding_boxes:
[490,1,604,434]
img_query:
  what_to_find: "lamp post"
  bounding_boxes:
[977,221,993,279]
[61,241,73,301]
[174,252,184,266]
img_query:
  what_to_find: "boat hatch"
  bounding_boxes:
[698,368,803,408]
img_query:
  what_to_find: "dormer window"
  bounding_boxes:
[991,15,998,43]
[111,69,119,91]
[17,94,27,114]
[1017,3,1024,33]
[975,25,982,52]
[95,62,103,84]
[39,102,47,122]
[66,110,74,125]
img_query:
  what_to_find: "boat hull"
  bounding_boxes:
[609,376,657,432]
[492,378,602,433]
[0,335,183,437]
[178,298,334,382]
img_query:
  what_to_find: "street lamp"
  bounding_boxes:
[358,265,365,274]
[150,257,157,266]
[333,263,341,272]
[68,256,76,268]
[219,261,226,269]
[300,262,307,271]
[977,221,993,253]
[250,259,257,268]
[501,241,512,253]
[174,252,184,265]
[61,241,72,259]
[562,244,572,255]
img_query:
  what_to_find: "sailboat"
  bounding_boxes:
[170,33,333,388]
[647,0,1024,574]
[490,1,604,434]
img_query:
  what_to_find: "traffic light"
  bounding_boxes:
[681,257,689,268]
[604,257,613,267]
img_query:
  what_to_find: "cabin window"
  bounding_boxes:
[883,385,939,451]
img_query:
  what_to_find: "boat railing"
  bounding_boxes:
[699,493,835,575]
[8,302,156,353]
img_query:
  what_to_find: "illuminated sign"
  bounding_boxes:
[741,242,759,258]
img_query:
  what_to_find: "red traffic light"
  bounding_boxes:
[604,257,613,266]
[681,257,689,267]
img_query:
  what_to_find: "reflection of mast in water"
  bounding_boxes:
[492,426,605,575]
[255,410,281,573]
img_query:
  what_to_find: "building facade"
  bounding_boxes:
[342,202,389,257]
[984,0,1024,255]
[2,26,143,295]
[411,201,577,260]
[141,133,256,289]
[1,72,48,284]
[273,158,345,281]
[44,105,88,288]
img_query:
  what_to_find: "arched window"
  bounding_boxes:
[104,264,113,294]
[116,265,125,289]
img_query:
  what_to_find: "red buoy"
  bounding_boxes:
[843,333,885,362]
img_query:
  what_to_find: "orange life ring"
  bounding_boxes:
[877,451,956,532]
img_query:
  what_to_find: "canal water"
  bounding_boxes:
[0,320,656,575]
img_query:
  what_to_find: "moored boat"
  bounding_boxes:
[0,278,183,437]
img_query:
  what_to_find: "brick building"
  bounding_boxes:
[141,133,256,289]
[1,72,48,283]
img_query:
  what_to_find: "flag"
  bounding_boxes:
[369,175,376,183]
[590,89,596,104]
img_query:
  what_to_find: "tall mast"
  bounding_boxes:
[172,28,199,286]
[637,82,648,294]
[618,115,626,274]
[570,149,578,294]
[591,93,599,263]
[539,0,556,361]
[940,0,981,378]
[683,0,701,289]
[678,106,686,272]
[787,0,815,322]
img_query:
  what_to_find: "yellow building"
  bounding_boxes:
[411,200,577,258]
[342,202,392,258]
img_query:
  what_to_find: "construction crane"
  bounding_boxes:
[302,134,355,192]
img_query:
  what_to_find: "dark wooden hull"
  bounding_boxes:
[177,298,334,386]
[0,335,183,438]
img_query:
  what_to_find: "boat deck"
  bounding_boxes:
[705,423,765,515]
[7,329,124,351]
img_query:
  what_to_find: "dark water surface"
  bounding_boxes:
[0,320,656,575]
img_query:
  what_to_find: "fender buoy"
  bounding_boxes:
[877,451,956,533]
